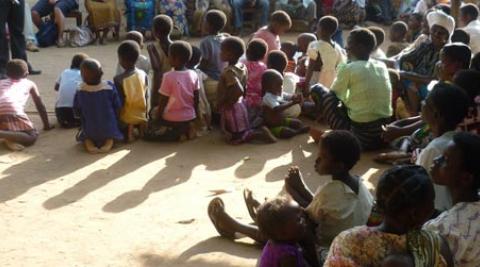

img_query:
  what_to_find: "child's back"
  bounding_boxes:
[116,54,150,76]
[118,69,148,124]
[307,39,345,87]
[160,69,199,122]
[56,68,82,109]
[199,33,228,80]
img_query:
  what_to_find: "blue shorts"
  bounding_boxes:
[32,0,78,17]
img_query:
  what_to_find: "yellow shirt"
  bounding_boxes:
[120,69,148,124]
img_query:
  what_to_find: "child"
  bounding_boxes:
[262,70,309,138]
[148,15,173,109]
[0,59,52,151]
[424,132,480,267]
[451,29,470,46]
[406,12,423,43]
[241,39,268,115]
[416,82,470,211]
[368,26,387,60]
[386,21,409,57]
[252,11,292,55]
[267,50,301,97]
[114,40,148,142]
[217,37,276,144]
[198,10,229,114]
[144,41,199,142]
[54,53,88,128]
[295,32,317,77]
[74,58,123,153]
[281,41,297,73]
[115,31,150,76]
[306,16,346,88]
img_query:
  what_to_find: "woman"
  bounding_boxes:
[85,0,121,44]
[158,0,189,36]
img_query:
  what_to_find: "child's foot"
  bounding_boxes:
[207,197,237,239]
[243,188,261,223]
[285,166,306,193]
[4,140,25,151]
[260,126,277,143]
[309,128,324,144]
[84,139,99,154]
[99,139,114,153]
[127,125,135,143]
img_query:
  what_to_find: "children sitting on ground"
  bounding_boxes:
[386,21,409,57]
[54,53,87,128]
[217,37,276,144]
[144,41,199,142]
[281,41,297,73]
[295,33,317,77]
[266,50,302,100]
[0,59,52,151]
[74,58,123,153]
[262,70,309,139]
[310,28,392,150]
[198,10,229,115]
[252,11,292,55]
[368,26,387,60]
[306,16,346,88]
[114,40,148,142]
[115,31,150,76]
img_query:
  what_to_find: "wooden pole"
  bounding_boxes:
[451,0,461,26]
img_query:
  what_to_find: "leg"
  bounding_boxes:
[127,124,135,142]
[0,1,11,76]
[31,0,51,29]
[310,84,351,130]
[379,0,393,23]
[99,138,114,153]
[231,0,245,29]
[249,126,277,143]
[8,0,28,63]
[277,127,298,139]
[0,130,37,147]
[256,0,270,27]
[305,1,318,26]
[84,139,99,154]
[287,118,310,134]
[53,7,65,45]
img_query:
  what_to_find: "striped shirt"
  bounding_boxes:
[0,78,34,116]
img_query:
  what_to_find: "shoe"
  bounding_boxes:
[29,69,42,75]
[26,42,40,52]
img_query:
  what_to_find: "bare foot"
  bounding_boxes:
[84,139,99,154]
[99,139,114,153]
[243,188,261,223]
[207,198,238,239]
[4,140,25,151]
[127,125,135,143]
[285,166,306,193]
[309,128,324,144]
[260,126,277,143]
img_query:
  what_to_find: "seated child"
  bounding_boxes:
[454,70,480,135]
[217,37,276,144]
[144,41,199,142]
[262,70,309,139]
[252,11,292,55]
[115,31,150,76]
[267,50,301,98]
[281,41,297,73]
[295,32,317,77]
[310,28,393,150]
[275,0,317,28]
[306,16,346,88]
[0,59,52,151]
[416,82,470,212]
[424,132,480,267]
[113,40,148,142]
[74,58,123,153]
[368,26,387,60]
[54,53,87,128]
[451,29,470,46]
[406,12,423,43]
[386,21,409,57]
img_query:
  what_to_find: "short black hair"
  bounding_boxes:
[256,197,294,241]
[222,36,245,60]
[391,21,408,37]
[460,3,479,20]
[261,69,283,92]
[187,45,202,69]
[349,28,377,54]
[266,50,288,73]
[125,31,144,46]
[280,41,296,60]
[6,59,28,79]
[471,52,480,71]
[205,9,227,32]
[442,42,472,69]
[435,3,451,15]
[270,10,292,28]
[153,15,173,36]
[428,82,470,128]
[246,38,268,61]
[321,130,361,170]
[453,70,480,102]
[70,53,88,69]
[367,26,385,47]
[169,40,193,64]
[410,12,423,23]
[318,15,338,36]
[80,58,103,85]
[452,132,480,190]
[376,165,433,216]
[451,29,470,46]
[117,40,140,64]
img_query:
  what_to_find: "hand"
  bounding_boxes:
[43,124,55,131]
[381,124,403,142]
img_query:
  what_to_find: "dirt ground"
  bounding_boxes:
[0,25,390,266]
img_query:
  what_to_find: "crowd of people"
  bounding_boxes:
[1,0,480,266]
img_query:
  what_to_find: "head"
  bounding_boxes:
[438,43,471,81]
[266,50,288,73]
[431,132,480,198]
[80,58,103,85]
[117,40,140,71]
[70,53,88,70]
[186,46,202,69]
[269,11,292,35]
[434,3,451,15]
[314,130,361,176]
[125,31,144,49]
[262,69,284,95]
[256,198,306,242]
[246,38,268,62]
[408,13,423,32]
[376,165,435,230]
[203,9,227,35]
[421,82,470,133]
[453,70,480,103]
[427,11,455,48]
[6,59,28,79]
[316,16,338,40]
[389,21,408,42]
[152,15,173,39]
[280,41,297,60]
[451,29,470,45]
[471,52,480,71]
[346,28,376,60]
[168,40,193,69]
[296,33,317,53]
[460,4,479,27]
[367,26,385,49]
[220,36,245,63]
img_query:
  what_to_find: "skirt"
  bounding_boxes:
[0,114,35,132]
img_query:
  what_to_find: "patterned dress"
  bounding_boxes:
[158,0,189,36]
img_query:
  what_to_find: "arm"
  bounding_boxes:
[383,117,425,142]
[147,44,161,71]
[30,84,53,130]
[399,70,434,84]
[113,75,125,106]
[194,90,200,117]
[330,64,350,102]
[272,96,301,113]
[156,94,169,120]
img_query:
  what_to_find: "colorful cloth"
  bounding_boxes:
[55,68,81,108]
[241,59,267,108]
[159,70,199,122]
[0,114,34,132]
[307,40,346,88]
[125,0,155,31]
[252,27,281,55]
[85,0,120,30]
[119,69,148,125]
[269,118,294,137]
[158,0,189,36]
[407,230,446,267]
[258,241,306,267]
[199,34,229,80]
[0,78,35,118]
[332,0,366,28]
[399,41,440,77]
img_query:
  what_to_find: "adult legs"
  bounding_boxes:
[310,84,351,130]
[231,0,246,29]
[53,7,66,44]
[5,0,28,73]
[0,1,12,77]
[256,0,269,27]
[379,0,393,23]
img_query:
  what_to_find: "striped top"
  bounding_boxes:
[0,78,34,116]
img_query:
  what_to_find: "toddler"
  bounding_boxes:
[114,40,148,142]
[386,21,409,57]
[368,26,387,60]
[74,58,123,153]
[54,53,87,128]
[115,31,150,76]
[252,11,292,55]
[0,59,52,151]
[295,32,317,77]
[267,50,301,98]
[281,41,297,73]
[241,39,268,114]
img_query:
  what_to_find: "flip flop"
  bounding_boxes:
[243,188,259,223]
[208,197,236,239]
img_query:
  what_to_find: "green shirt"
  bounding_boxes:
[331,59,392,123]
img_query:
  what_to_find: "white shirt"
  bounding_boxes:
[283,72,300,95]
[307,40,346,88]
[262,92,301,118]
[463,20,480,55]
[115,55,151,76]
[424,201,480,267]
[55,69,82,108]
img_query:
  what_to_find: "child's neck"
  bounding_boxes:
[174,66,187,71]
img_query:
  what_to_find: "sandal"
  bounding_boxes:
[207,197,236,239]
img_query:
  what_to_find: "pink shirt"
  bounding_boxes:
[241,60,267,108]
[159,70,199,122]
[253,26,280,54]
[0,78,34,116]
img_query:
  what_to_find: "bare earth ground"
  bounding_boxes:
[0,31,389,266]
